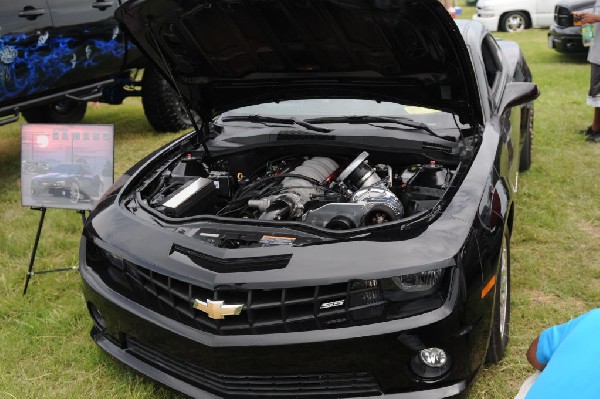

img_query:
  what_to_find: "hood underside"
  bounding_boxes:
[116,0,482,124]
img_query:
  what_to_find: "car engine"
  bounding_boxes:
[141,151,454,230]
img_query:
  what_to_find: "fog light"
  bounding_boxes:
[420,347,447,368]
[410,347,451,379]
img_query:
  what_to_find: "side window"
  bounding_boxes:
[514,54,532,83]
[481,34,504,93]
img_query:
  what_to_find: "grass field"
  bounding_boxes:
[1,13,600,399]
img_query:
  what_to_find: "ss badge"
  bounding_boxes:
[320,300,345,310]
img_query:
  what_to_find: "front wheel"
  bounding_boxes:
[519,105,534,172]
[96,182,104,198]
[500,12,528,32]
[69,182,81,204]
[22,99,87,124]
[485,229,511,364]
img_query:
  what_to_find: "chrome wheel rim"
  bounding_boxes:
[69,183,80,203]
[506,15,525,32]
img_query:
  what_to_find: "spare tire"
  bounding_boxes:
[141,65,200,132]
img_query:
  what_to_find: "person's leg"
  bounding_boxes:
[592,107,600,132]
[586,63,600,141]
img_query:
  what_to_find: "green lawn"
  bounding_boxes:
[1,23,599,399]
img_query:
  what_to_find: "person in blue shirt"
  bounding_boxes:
[516,308,600,398]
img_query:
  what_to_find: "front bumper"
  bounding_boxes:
[472,14,499,32]
[80,254,485,398]
[31,181,67,195]
[548,24,587,53]
[93,326,467,399]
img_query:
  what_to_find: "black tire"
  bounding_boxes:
[485,229,511,364]
[519,105,533,172]
[141,66,200,133]
[69,182,81,204]
[500,12,528,32]
[22,99,87,124]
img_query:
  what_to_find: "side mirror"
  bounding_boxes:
[499,82,540,115]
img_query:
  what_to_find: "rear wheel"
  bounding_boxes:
[485,229,511,364]
[141,65,200,132]
[22,99,87,124]
[500,12,528,32]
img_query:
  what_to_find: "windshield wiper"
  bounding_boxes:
[221,115,332,133]
[304,115,450,140]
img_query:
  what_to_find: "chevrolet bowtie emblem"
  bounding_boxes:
[193,299,244,319]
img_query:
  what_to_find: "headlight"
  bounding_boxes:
[85,239,124,270]
[390,269,444,292]
[380,268,446,301]
[348,268,450,321]
[84,238,132,292]
[53,180,66,186]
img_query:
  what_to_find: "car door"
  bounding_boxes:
[44,0,125,87]
[0,2,54,104]
[536,0,559,27]
[481,34,520,194]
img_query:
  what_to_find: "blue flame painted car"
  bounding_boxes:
[0,1,137,124]
[0,1,195,132]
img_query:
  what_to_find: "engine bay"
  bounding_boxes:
[136,146,458,231]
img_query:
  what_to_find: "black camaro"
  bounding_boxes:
[31,163,102,203]
[79,0,539,397]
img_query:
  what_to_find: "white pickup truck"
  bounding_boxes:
[473,0,559,32]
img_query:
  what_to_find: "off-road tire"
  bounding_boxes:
[141,66,199,133]
[485,229,511,364]
[22,99,87,124]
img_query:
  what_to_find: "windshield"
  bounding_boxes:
[221,99,443,118]
[51,164,79,174]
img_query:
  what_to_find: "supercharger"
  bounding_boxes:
[248,152,404,229]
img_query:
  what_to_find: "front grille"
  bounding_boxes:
[127,337,382,398]
[123,261,385,336]
[555,6,572,27]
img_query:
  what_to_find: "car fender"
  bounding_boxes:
[497,40,522,79]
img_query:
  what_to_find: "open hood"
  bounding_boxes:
[116,0,482,125]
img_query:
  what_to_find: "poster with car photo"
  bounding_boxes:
[21,124,114,211]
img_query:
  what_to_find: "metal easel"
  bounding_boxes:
[23,207,87,295]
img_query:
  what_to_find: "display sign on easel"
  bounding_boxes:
[21,124,114,294]
[21,124,114,210]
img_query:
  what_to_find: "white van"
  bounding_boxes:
[473,0,559,32]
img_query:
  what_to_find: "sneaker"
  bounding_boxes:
[580,126,594,135]
[586,132,600,142]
